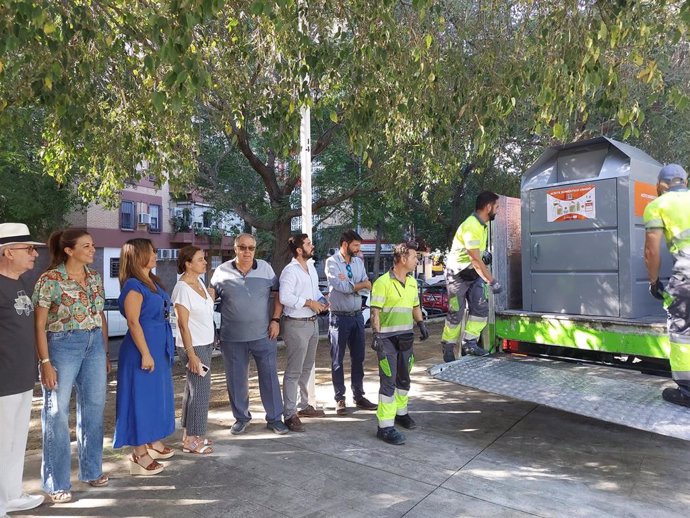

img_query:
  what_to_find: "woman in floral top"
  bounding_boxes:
[33,229,109,504]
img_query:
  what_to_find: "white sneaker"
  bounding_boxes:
[6,493,45,512]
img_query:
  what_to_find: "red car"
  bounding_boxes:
[421,281,448,314]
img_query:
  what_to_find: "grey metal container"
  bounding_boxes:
[521,137,670,318]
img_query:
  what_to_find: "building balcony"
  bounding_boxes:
[170,232,234,250]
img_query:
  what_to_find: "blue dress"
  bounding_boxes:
[113,278,175,448]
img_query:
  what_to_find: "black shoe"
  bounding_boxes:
[394,414,417,430]
[376,426,406,445]
[662,388,690,408]
[442,344,456,363]
[355,397,378,410]
[462,345,489,357]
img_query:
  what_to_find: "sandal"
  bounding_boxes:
[88,473,110,487]
[182,431,213,446]
[130,452,164,476]
[50,490,72,503]
[146,442,175,460]
[182,436,214,455]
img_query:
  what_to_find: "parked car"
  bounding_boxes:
[104,298,128,338]
[421,280,448,315]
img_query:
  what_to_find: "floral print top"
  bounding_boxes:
[33,263,105,332]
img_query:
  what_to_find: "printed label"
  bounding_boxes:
[634,181,657,217]
[546,185,596,222]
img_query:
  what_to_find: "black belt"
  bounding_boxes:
[284,315,318,322]
[331,310,362,317]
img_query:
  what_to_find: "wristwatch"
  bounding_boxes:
[271,317,281,323]
[39,358,51,365]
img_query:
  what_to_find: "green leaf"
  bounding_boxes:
[329,111,338,123]
[425,34,433,49]
[152,91,165,112]
[43,22,56,35]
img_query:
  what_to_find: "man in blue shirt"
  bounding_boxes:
[325,230,378,415]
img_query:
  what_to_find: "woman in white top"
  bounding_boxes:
[171,246,216,454]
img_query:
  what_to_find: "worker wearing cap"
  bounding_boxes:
[644,164,690,408]
[441,191,502,362]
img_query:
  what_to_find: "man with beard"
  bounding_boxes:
[441,191,503,362]
[279,234,328,432]
[325,230,378,415]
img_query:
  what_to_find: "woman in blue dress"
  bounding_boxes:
[114,238,175,475]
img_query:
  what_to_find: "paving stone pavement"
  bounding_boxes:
[14,353,690,518]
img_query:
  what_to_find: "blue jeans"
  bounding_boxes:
[329,313,366,402]
[42,328,107,493]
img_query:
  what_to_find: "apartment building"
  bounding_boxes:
[67,180,238,297]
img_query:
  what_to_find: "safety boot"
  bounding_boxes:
[376,426,406,445]
[662,388,690,408]
[442,343,456,363]
[395,414,417,430]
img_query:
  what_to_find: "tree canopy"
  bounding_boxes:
[2,1,690,267]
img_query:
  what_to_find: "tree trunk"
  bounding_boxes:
[270,217,294,276]
[373,221,383,278]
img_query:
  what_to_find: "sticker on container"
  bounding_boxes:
[633,181,657,217]
[546,184,596,222]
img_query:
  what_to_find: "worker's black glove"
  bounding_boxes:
[371,333,384,352]
[417,321,430,341]
[489,280,503,294]
[649,279,664,300]
[482,251,493,265]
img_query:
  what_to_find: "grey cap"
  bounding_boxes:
[658,163,688,183]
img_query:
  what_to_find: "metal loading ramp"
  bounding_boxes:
[428,355,690,441]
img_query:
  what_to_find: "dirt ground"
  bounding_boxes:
[26,320,447,451]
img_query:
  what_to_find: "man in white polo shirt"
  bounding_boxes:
[279,234,328,432]
[211,233,288,435]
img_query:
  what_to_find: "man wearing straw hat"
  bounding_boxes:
[0,223,45,516]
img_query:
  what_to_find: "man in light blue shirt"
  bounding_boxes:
[325,230,378,415]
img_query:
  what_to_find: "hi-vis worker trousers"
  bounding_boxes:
[376,333,414,428]
[666,273,690,396]
[441,273,488,351]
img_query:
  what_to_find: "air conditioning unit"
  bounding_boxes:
[138,213,152,226]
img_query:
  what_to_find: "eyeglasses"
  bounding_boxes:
[236,245,256,252]
[163,299,170,320]
[345,263,353,280]
[10,246,36,253]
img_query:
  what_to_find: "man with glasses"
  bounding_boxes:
[325,230,378,415]
[210,233,289,435]
[0,223,45,515]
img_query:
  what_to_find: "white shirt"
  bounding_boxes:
[279,258,321,318]
[171,279,215,347]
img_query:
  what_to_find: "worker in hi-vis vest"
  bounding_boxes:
[441,191,503,363]
[370,242,429,445]
[644,163,690,408]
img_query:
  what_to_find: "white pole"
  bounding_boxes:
[298,0,317,408]
[299,0,312,240]
[300,105,312,239]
